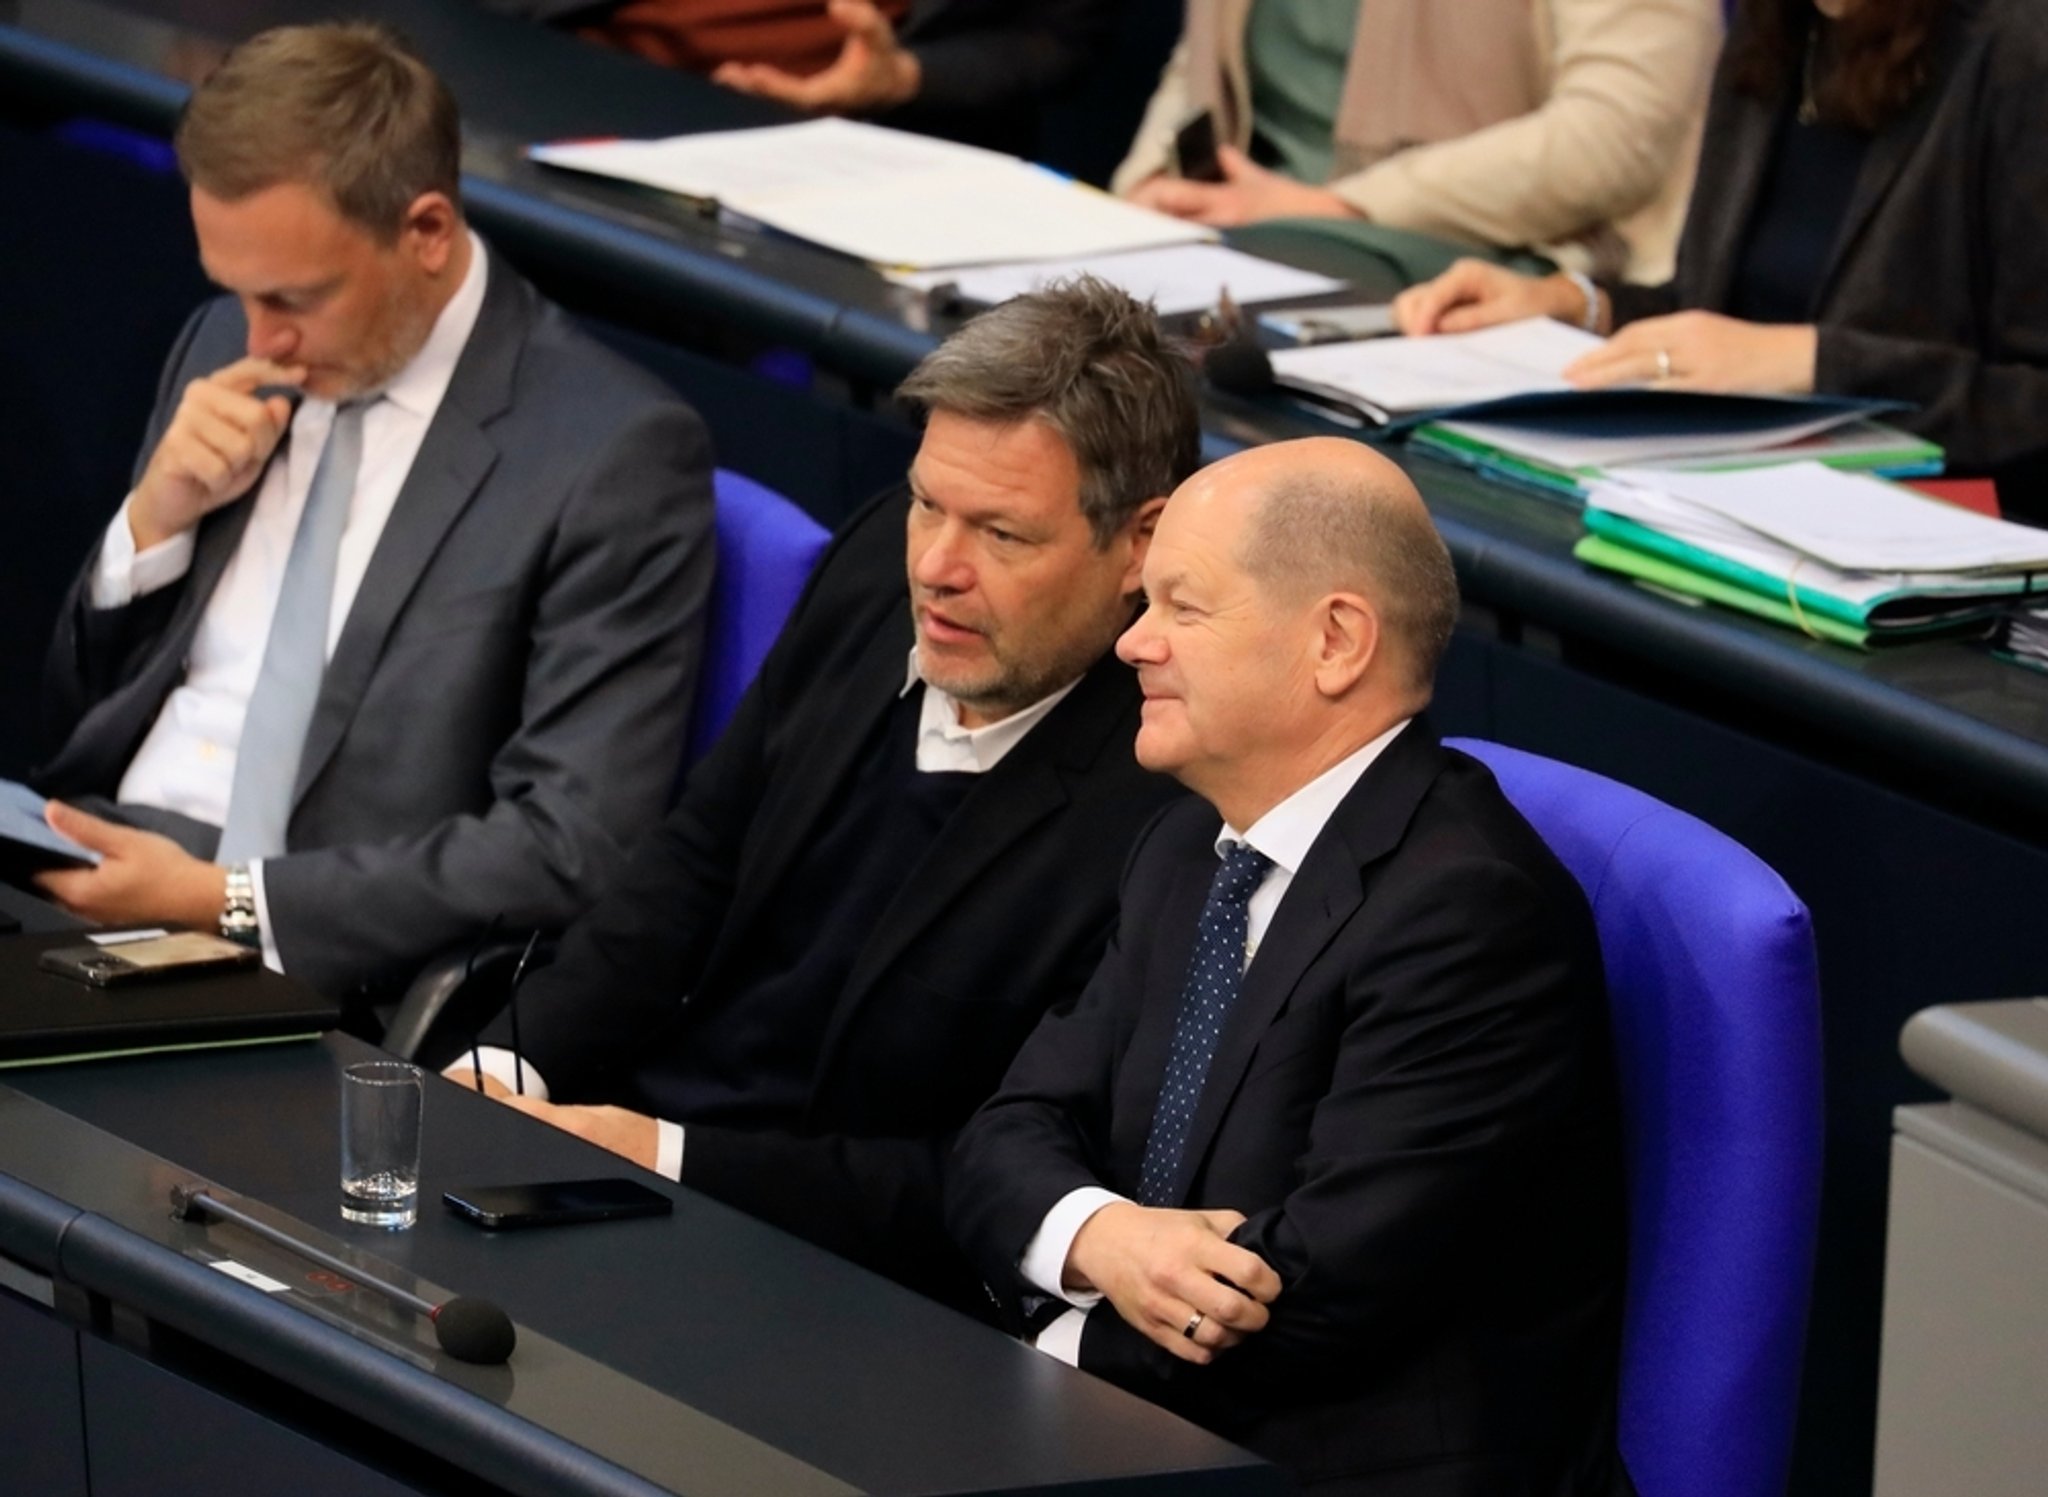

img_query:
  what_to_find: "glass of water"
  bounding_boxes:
[340,1060,423,1228]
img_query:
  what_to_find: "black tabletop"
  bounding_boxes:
[0,1034,1278,1496]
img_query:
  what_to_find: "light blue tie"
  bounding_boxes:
[1136,840,1274,1206]
[217,400,370,863]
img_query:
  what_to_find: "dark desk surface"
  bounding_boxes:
[0,1031,1277,1496]
[11,0,2048,835]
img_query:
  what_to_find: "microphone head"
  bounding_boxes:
[431,1296,516,1364]
[168,1184,209,1222]
[1204,337,1275,397]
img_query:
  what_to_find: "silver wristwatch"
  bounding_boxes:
[220,864,260,948]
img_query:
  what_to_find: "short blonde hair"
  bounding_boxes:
[176,23,461,241]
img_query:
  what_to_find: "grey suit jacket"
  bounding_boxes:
[36,250,715,1000]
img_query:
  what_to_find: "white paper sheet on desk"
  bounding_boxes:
[530,117,1013,202]
[529,117,1213,268]
[1606,463,2048,573]
[1270,318,1602,416]
[1585,482,1973,605]
[890,244,1344,315]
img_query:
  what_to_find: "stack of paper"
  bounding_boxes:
[530,117,1214,269]
[1577,464,2048,646]
[1269,319,1598,424]
[1413,411,1941,502]
[888,243,1345,316]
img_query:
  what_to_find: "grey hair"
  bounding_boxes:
[896,277,1200,546]
[1238,469,1460,698]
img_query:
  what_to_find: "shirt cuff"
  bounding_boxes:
[90,496,195,608]
[246,859,283,975]
[1032,1307,1090,1365]
[656,1121,684,1181]
[441,1045,554,1102]
[1019,1186,1124,1306]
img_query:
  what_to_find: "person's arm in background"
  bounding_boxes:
[713,0,1113,121]
[1333,0,1718,249]
[1807,65,2048,471]
[1109,35,1193,197]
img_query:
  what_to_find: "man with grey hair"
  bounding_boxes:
[950,439,1631,1495]
[470,279,1195,1315]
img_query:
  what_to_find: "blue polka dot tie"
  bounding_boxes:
[1137,840,1274,1206]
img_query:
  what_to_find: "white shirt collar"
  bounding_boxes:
[900,649,1082,774]
[372,229,488,420]
[1218,718,1413,871]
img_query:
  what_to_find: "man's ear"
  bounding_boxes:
[1118,497,1168,594]
[1313,591,1380,698]
[400,191,461,273]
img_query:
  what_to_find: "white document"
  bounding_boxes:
[1584,481,2004,606]
[892,243,1344,315]
[1270,318,1603,419]
[530,117,1214,269]
[1606,463,2048,574]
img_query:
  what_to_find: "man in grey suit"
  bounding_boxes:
[30,24,714,1005]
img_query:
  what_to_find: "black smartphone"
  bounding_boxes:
[443,1177,674,1230]
[1173,109,1224,183]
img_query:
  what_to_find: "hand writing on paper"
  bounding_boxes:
[1393,259,1595,337]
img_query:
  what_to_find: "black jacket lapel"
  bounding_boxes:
[1161,721,1446,1205]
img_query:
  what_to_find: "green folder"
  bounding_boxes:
[1574,532,1874,648]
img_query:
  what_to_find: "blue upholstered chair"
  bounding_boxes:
[1448,739,1823,1497]
[383,470,826,1061]
[687,469,831,762]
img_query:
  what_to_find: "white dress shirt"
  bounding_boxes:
[97,235,489,971]
[1023,717,1412,1364]
[460,651,1082,1180]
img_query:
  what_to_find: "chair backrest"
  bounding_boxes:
[687,470,830,763]
[1447,738,1823,1497]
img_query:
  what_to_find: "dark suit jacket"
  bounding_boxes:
[512,485,1184,1310]
[34,251,714,1001]
[949,723,1631,1497]
[1609,0,2048,512]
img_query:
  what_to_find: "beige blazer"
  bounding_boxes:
[1112,0,1720,282]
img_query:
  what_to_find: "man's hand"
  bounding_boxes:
[712,0,921,114]
[34,801,228,929]
[1065,1201,1282,1365]
[1392,259,1590,337]
[1564,310,1818,395]
[1126,146,1360,228]
[130,356,304,552]
[495,1095,660,1171]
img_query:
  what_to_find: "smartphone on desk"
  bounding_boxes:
[40,931,259,987]
[443,1177,674,1230]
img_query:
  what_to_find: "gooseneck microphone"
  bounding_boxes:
[169,1184,516,1364]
